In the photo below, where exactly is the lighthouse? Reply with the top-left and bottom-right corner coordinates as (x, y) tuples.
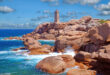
(54, 10), (60, 23)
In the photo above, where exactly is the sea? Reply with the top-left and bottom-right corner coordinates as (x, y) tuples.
(0, 29), (76, 75)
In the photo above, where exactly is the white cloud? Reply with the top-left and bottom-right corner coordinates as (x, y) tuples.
(63, 0), (80, 4)
(41, 0), (100, 6)
(41, 0), (58, 2)
(81, 0), (100, 5)
(0, 22), (38, 29)
(40, 0), (59, 6)
(95, 2), (110, 15)
(95, 2), (110, 11)
(63, 0), (100, 5)
(100, 11), (110, 15)
(0, 6), (14, 13)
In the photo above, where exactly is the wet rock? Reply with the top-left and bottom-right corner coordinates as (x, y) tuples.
(12, 47), (26, 51)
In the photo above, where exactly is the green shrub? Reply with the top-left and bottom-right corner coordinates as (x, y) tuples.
(99, 20), (107, 24)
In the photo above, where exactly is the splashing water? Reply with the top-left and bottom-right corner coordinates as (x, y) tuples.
(64, 46), (76, 57)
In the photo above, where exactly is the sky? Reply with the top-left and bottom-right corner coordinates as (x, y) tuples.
(0, 0), (110, 29)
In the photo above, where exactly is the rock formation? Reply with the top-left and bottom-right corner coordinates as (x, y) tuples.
(21, 10), (110, 75)
(67, 69), (96, 75)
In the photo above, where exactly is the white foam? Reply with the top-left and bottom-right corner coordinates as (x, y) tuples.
(0, 51), (13, 54)
(0, 49), (28, 55)
(38, 40), (55, 42)
(0, 46), (76, 64)
(63, 46), (76, 57)
(0, 73), (11, 75)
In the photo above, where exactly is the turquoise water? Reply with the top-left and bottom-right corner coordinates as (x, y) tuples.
(0, 29), (66, 75)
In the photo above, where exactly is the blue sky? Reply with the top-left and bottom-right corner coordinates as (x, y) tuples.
(0, 0), (110, 29)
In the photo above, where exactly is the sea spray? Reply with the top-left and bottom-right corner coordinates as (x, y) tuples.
(63, 46), (76, 57)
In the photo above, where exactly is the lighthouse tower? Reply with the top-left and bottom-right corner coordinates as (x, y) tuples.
(54, 10), (60, 23)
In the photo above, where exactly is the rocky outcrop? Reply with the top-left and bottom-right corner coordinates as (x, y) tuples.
(12, 47), (26, 51)
(74, 51), (92, 62)
(67, 69), (96, 75)
(36, 55), (75, 74)
(60, 55), (75, 68)
(90, 52), (110, 75)
(23, 37), (41, 50)
(22, 16), (110, 75)
(23, 16), (101, 40)
(4, 36), (22, 40)
(54, 31), (87, 52)
(36, 56), (66, 74)
(29, 48), (50, 55)
(87, 23), (110, 45)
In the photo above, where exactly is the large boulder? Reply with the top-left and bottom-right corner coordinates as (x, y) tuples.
(41, 33), (55, 40)
(36, 55), (76, 74)
(36, 56), (66, 74)
(67, 69), (96, 75)
(87, 23), (110, 45)
(29, 48), (50, 55)
(80, 43), (100, 53)
(60, 55), (75, 68)
(91, 52), (110, 75)
(80, 16), (92, 23)
(74, 51), (92, 62)
(54, 31), (87, 52)
(23, 37), (41, 50)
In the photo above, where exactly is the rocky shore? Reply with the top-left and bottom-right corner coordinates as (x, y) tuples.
(12, 15), (110, 75)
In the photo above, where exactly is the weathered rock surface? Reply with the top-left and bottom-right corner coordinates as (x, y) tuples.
(29, 48), (50, 55)
(36, 55), (76, 74)
(36, 56), (66, 74)
(87, 23), (110, 45)
(74, 51), (91, 62)
(60, 55), (75, 68)
(54, 31), (87, 52)
(23, 16), (101, 40)
(67, 69), (96, 75)
(23, 37), (41, 50)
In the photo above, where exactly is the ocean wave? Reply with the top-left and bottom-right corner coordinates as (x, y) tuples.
(0, 51), (12, 54)
(0, 50), (28, 54)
